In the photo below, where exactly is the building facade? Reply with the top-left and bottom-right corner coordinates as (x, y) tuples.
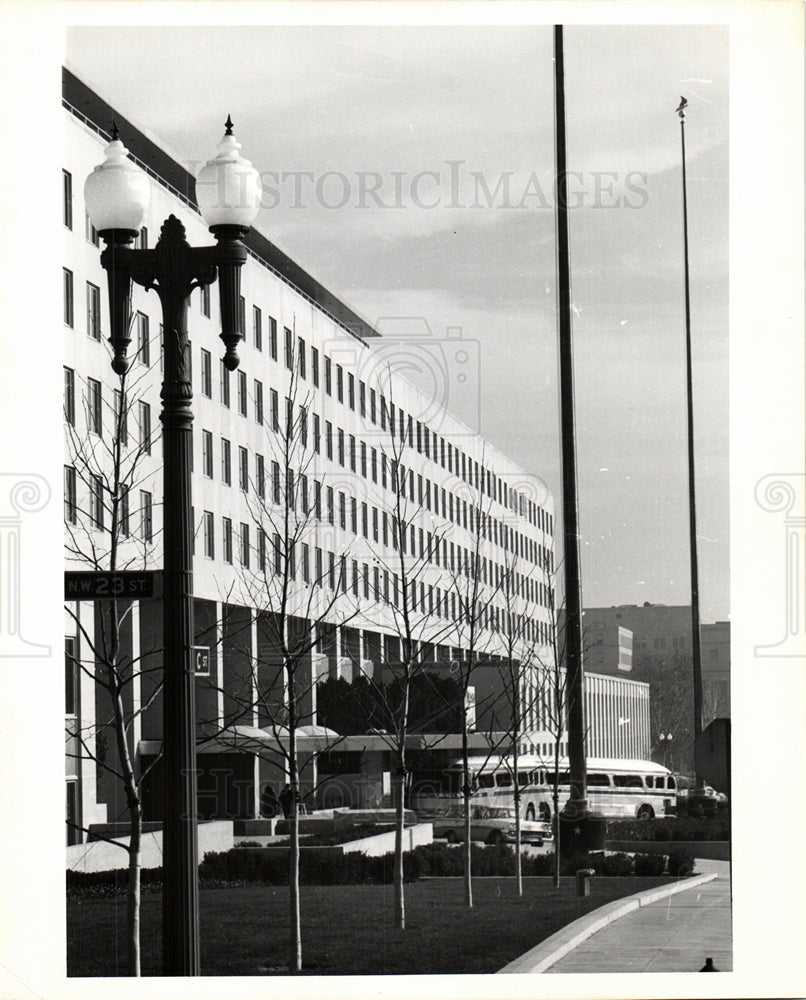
(63, 69), (649, 839)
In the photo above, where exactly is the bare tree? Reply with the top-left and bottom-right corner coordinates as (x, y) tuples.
(359, 392), (456, 930)
(443, 460), (500, 908)
(64, 352), (163, 976)
(200, 342), (362, 972)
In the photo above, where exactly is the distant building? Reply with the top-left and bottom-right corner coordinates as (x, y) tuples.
(701, 621), (731, 721)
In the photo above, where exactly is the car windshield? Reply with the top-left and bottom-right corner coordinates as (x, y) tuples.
(485, 807), (515, 819)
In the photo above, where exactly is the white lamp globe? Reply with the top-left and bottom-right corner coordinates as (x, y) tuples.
(84, 129), (151, 234)
(196, 117), (262, 230)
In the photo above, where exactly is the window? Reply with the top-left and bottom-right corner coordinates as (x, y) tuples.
(311, 347), (320, 386)
(136, 312), (150, 365)
(348, 373), (355, 410)
(336, 365), (344, 403)
(253, 305), (262, 350)
(238, 370), (248, 416)
(324, 356), (332, 395)
(200, 283), (211, 317)
(285, 327), (294, 369)
(202, 430), (213, 477)
(273, 533), (282, 574)
(63, 367), (75, 426)
(269, 316), (278, 359)
(351, 497), (358, 534)
(272, 461), (281, 503)
(140, 490), (153, 542)
(298, 338), (306, 379)
(122, 488), (131, 540)
(315, 547), (323, 586)
(270, 389), (279, 431)
(238, 296), (246, 339)
(87, 378), (102, 435)
(313, 413), (321, 453)
(65, 636), (78, 715)
(359, 381), (366, 417)
(138, 401), (151, 454)
(223, 517), (233, 563)
(63, 269), (74, 327)
(64, 466), (77, 524)
(201, 349), (212, 397)
(314, 480), (322, 520)
(85, 212), (99, 247)
(256, 453), (265, 498)
(239, 446), (248, 491)
(86, 282), (101, 341)
(337, 428), (345, 466)
(240, 523), (250, 567)
(299, 406), (308, 447)
(325, 421), (333, 460)
(302, 543), (310, 583)
(285, 396), (294, 435)
(338, 491), (346, 530)
(113, 389), (128, 444)
(327, 487), (334, 525)
(62, 170), (73, 229)
(300, 473), (309, 514)
(204, 511), (215, 558)
(328, 551), (336, 589)
(258, 529), (266, 571)
(220, 362), (230, 407)
(349, 434), (356, 472)
(221, 438), (231, 485)
(254, 379), (264, 424)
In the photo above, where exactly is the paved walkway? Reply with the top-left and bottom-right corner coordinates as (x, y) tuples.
(547, 859), (732, 974)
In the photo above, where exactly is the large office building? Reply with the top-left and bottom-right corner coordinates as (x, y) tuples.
(63, 69), (649, 841)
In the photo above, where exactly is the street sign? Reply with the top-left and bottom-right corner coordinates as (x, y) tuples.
(193, 646), (210, 676)
(64, 571), (161, 601)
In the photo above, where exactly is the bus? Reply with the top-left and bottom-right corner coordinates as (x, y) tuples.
(411, 755), (677, 823)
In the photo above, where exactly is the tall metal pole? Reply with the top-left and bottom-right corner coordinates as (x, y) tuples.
(553, 25), (588, 818)
(677, 97), (704, 744)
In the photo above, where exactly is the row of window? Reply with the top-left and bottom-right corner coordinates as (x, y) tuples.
(64, 368), (153, 453)
(64, 465), (153, 541)
(64, 247), (551, 543)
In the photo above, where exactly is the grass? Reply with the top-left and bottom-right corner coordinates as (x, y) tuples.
(67, 875), (677, 976)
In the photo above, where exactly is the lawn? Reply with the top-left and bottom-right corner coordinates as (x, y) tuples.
(67, 875), (677, 976)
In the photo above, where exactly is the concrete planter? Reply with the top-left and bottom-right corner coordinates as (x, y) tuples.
(241, 822), (433, 859)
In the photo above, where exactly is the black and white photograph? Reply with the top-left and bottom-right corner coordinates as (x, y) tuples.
(0, 3), (804, 999)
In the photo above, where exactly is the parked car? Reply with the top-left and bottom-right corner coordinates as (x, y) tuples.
(682, 784), (727, 817)
(433, 805), (550, 846)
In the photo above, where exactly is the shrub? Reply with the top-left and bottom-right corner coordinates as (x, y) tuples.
(633, 853), (667, 876)
(598, 852), (636, 876)
(667, 848), (695, 877)
(607, 816), (729, 843)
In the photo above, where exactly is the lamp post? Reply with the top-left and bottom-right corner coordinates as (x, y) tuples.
(658, 730), (674, 770)
(85, 121), (261, 975)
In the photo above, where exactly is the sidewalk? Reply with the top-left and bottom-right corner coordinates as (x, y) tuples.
(501, 859), (732, 974)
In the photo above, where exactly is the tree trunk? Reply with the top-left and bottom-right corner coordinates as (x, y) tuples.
(461, 719), (472, 908)
(552, 788), (561, 889)
(393, 768), (406, 930)
(289, 781), (301, 972)
(127, 799), (142, 976)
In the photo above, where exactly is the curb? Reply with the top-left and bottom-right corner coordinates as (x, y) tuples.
(496, 871), (718, 974)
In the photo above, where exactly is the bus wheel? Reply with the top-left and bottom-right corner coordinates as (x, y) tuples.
(525, 804), (536, 822)
(539, 803), (551, 823)
(445, 830), (459, 844)
(637, 805), (655, 820)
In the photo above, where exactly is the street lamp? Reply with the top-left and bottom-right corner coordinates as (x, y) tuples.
(85, 120), (261, 976)
(658, 731), (675, 770)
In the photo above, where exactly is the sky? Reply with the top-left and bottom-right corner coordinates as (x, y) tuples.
(66, 23), (730, 621)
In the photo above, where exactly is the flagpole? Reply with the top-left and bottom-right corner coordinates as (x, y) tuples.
(677, 97), (705, 754)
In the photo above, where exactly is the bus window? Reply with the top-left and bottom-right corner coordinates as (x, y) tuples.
(517, 772), (529, 786)
(557, 771), (571, 785)
(477, 773), (494, 789)
(495, 773), (512, 787)
(667, 776), (676, 790)
(613, 774), (644, 788)
(587, 772), (611, 787)
(654, 776), (665, 789)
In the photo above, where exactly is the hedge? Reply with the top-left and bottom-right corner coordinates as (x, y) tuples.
(607, 816), (730, 843)
(67, 844), (697, 898)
